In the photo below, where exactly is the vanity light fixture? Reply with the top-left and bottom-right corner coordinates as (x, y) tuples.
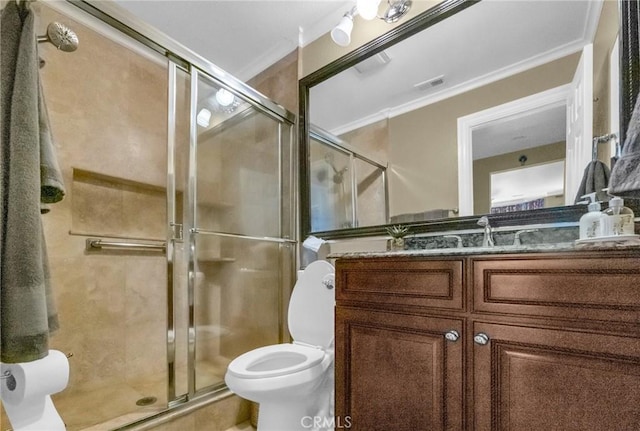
(356, 0), (381, 20)
(381, 0), (412, 23)
(331, 7), (356, 47)
(331, 0), (412, 46)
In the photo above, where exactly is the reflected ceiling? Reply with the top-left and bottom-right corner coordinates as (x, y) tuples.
(311, 0), (599, 135)
(472, 104), (567, 160)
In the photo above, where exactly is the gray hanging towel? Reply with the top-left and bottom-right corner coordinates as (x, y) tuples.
(39, 79), (65, 203)
(609, 92), (640, 198)
(574, 160), (610, 204)
(1, 0), (62, 363)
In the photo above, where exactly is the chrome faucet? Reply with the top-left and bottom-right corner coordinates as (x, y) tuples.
(513, 229), (539, 246)
(477, 216), (494, 247)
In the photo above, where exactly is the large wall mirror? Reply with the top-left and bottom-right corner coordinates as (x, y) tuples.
(300, 0), (640, 239)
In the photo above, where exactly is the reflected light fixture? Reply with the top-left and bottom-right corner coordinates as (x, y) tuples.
(331, 0), (412, 46)
(215, 88), (235, 107)
(196, 108), (211, 127)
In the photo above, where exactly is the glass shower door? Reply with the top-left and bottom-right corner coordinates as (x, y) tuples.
(309, 138), (355, 231)
(182, 69), (295, 397)
(309, 127), (389, 231)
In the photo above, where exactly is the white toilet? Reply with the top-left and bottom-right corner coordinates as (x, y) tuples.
(225, 260), (335, 431)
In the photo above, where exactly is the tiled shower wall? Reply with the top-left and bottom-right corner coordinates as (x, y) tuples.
(1, 4), (298, 431)
(12, 3), (171, 429)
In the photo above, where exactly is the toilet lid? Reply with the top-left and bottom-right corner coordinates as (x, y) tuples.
(288, 260), (335, 348)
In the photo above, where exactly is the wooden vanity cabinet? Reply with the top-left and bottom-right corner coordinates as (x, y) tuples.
(335, 306), (464, 430)
(335, 257), (466, 430)
(334, 251), (640, 431)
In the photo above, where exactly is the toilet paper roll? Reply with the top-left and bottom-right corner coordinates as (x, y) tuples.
(1, 350), (69, 405)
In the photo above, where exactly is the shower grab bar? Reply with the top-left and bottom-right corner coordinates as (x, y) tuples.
(190, 228), (297, 244)
(86, 238), (166, 252)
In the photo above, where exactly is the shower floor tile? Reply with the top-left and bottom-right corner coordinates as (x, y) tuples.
(225, 421), (255, 431)
(54, 373), (166, 431)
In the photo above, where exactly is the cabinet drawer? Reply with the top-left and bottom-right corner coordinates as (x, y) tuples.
(336, 258), (464, 310)
(472, 255), (640, 322)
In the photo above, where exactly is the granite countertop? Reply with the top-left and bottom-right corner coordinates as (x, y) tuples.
(329, 238), (640, 259)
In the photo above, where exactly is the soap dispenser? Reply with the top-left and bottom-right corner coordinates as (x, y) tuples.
(603, 196), (635, 236)
(579, 193), (605, 240)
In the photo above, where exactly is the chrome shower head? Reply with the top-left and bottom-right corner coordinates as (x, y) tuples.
(324, 153), (347, 184)
(44, 22), (79, 52)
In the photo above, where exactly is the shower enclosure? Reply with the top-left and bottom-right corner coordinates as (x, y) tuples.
(309, 126), (388, 232)
(0, 2), (295, 430)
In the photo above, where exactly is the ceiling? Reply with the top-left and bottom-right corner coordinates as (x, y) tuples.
(113, 0), (351, 80)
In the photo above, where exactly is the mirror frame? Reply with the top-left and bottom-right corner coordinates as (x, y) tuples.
(299, 0), (640, 239)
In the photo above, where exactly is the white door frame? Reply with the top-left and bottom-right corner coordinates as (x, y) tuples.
(609, 36), (620, 158)
(456, 84), (571, 216)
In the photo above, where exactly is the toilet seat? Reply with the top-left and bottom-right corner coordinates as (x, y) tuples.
(226, 343), (325, 379)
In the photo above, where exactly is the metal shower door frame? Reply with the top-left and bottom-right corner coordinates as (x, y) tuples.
(167, 61), (297, 404)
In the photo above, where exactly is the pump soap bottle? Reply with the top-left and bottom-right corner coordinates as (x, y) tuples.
(603, 196), (635, 236)
(579, 193), (605, 240)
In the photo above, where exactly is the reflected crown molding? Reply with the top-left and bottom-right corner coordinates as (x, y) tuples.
(329, 0), (603, 137)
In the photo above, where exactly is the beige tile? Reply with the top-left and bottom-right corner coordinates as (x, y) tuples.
(71, 176), (124, 236)
(121, 187), (166, 239)
(224, 421), (256, 431)
(124, 321), (167, 382)
(194, 395), (250, 431)
(248, 49), (298, 113)
(53, 381), (162, 431)
(1, 402), (9, 431)
(148, 413), (195, 431)
(124, 256), (166, 325)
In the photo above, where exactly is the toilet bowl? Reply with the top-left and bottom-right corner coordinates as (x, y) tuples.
(225, 260), (335, 431)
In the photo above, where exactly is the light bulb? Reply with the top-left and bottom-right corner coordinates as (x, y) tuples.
(356, 0), (381, 20)
(331, 15), (354, 47)
(196, 108), (211, 127)
(216, 88), (235, 107)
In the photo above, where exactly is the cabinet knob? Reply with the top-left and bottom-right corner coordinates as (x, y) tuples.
(445, 330), (460, 342)
(474, 332), (490, 345)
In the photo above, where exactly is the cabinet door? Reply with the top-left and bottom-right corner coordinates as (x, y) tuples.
(336, 306), (464, 431)
(473, 322), (640, 431)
